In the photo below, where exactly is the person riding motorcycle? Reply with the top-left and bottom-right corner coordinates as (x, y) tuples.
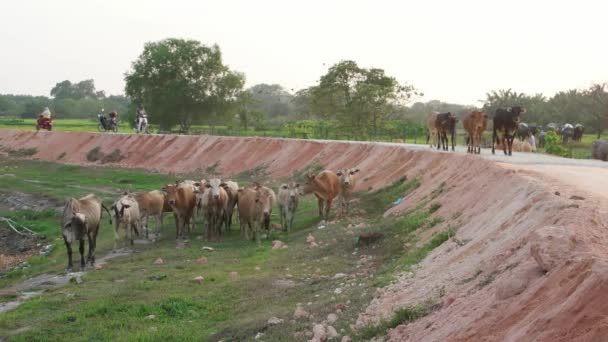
(109, 110), (118, 125)
(135, 105), (148, 133)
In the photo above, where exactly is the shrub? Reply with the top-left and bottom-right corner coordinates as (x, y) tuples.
(101, 149), (124, 163)
(544, 131), (569, 157)
(86, 146), (103, 162)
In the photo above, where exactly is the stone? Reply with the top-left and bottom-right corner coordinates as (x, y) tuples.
(196, 256), (208, 265)
(327, 313), (338, 324)
(193, 276), (204, 284)
(267, 317), (284, 325)
(153, 258), (163, 265)
(294, 305), (310, 320)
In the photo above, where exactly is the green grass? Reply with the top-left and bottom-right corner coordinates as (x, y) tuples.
(358, 300), (441, 340)
(361, 176), (420, 216)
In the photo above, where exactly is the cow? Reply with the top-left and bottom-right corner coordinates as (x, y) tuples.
(336, 168), (359, 215)
(134, 190), (165, 238)
(198, 178), (228, 241)
(300, 170), (341, 223)
(492, 106), (525, 156)
(592, 140), (608, 161)
(162, 183), (197, 239)
(111, 193), (141, 251)
(538, 131), (546, 148)
(426, 112), (439, 148)
(529, 123), (539, 136)
(463, 110), (487, 154)
(220, 180), (239, 232)
(435, 112), (457, 151)
(278, 182), (300, 233)
(546, 123), (558, 132)
(517, 122), (531, 140)
(61, 194), (110, 271)
(573, 124), (584, 142)
(237, 184), (276, 243)
(561, 124), (574, 143)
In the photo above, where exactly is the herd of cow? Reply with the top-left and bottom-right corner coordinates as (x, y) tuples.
(425, 106), (585, 155)
(59, 169), (360, 272)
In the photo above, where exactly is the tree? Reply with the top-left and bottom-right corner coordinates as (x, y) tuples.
(124, 38), (245, 132)
(247, 84), (294, 119)
(581, 83), (608, 138)
(50, 80), (74, 99)
(307, 60), (419, 139)
(50, 79), (98, 100)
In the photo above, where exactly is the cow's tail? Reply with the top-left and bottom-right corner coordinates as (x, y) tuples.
(102, 203), (112, 225)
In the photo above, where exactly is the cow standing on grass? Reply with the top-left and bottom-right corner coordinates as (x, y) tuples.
(198, 178), (228, 241)
(336, 168), (359, 216)
(492, 106), (525, 156)
(278, 182), (299, 233)
(237, 184), (276, 243)
(162, 182), (197, 239)
(221, 181), (239, 232)
(61, 194), (110, 271)
(111, 193), (141, 251)
(463, 110), (487, 154)
(300, 170), (341, 224)
(435, 112), (458, 151)
(134, 190), (166, 238)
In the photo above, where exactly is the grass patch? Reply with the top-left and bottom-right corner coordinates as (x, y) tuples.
(358, 300), (441, 340)
(361, 176), (420, 216)
(427, 216), (444, 229)
(397, 211), (430, 234)
(429, 202), (441, 213)
(205, 161), (220, 175)
(430, 182), (446, 199)
(7, 148), (38, 157)
(100, 149), (124, 164)
(401, 227), (455, 271)
(86, 146), (103, 162)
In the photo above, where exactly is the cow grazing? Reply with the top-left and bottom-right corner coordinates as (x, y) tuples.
(61, 194), (109, 271)
(336, 168), (359, 215)
(463, 110), (487, 154)
(278, 182), (300, 232)
(492, 106), (524, 156)
(111, 194), (141, 251)
(237, 184), (276, 243)
(134, 190), (165, 238)
(198, 178), (228, 240)
(561, 124), (574, 143)
(300, 170), (341, 223)
(573, 124), (584, 142)
(435, 112), (457, 151)
(162, 183), (197, 239)
(426, 112), (439, 148)
(220, 181), (239, 232)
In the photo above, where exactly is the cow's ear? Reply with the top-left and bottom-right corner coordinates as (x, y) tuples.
(205, 183), (212, 188)
(353, 169), (360, 174)
(122, 204), (130, 209)
(281, 184), (288, 189)
(220, 182), (227, 188)
(193, 182), (201, 187)
(123, 191), (128, 196)
(237, 188), (244, 193)
(295, 183), (300, 188)
(336, 171), (343, 176)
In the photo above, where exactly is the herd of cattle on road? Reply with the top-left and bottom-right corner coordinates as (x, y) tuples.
(59, 168), (359, 272)
(426, 106), (590, 156)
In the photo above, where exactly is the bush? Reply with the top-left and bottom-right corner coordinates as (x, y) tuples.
(101, 149), (124, 163)
(544, 131), (569, 157)
(86, 146), (103, 162)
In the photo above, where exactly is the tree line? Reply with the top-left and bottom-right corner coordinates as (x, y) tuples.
(1, 37), (606, 139)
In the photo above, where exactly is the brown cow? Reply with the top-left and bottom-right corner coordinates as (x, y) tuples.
(426, 112), (439, 148)
(336, 168), (359, 216)
(134, 190), (165, 238)
(198, 178), (228, 241)
(463, 110), (488, 154)
(237, 184), (276, 243)
(220, 180), (239, 232)
(61, 194), (110, 271)
(300, 170), (341, 223)
(162, 183), (197, 239)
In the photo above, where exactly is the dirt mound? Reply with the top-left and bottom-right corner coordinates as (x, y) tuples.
(2, 130), (608, 341)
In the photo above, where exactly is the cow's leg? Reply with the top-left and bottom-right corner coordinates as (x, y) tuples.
(436, 132), (441, 150)
(87, 231), (93, 264)
(492, 128), (497, 154)
(501, 133), (507, 155)
(508, 134), (513, 156)
(324, 199), (333, 222)
(316, 195), (324, 219)
(173, 213), (179, 239)
(451, 130), (455, 151)
(63, 236), (73, 272)
(79, 238), (86, 270)
(288, 209), (296, 232)
(90, 226), (98, 265)
(279, 206), (285, 232)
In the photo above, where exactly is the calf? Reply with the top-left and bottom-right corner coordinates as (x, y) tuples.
(162, 183), (197, 239)
(237, 184), (276, 243)
(198, 178), (228, 240)
(426, 112), (439, 148)
(134, 190), (165, 238)
(111, 194), (141, 251)
(492, 106), (524, 156)
(336, 168), (359, 216)
(435, 112), (457, 151)
(300, 170), (341, 223)
(61, 194), (109, 271)
(278, 182), (299, 233)
(221, 181), (239, 232)
(463, 110), (487, 154)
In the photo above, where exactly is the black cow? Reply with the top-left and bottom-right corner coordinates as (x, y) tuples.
(435, 112), (457, 151)
(517, 122), (530, 140)
(573, 124), (584, 142)
(492, 106), (524, 156)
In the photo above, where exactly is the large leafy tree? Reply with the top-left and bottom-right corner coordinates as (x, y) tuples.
(581, 83), (608, 138)
(307, 60), (419, 139)
(124, 38), (245, 132)
(247, 84), (294, 119)
(50, 79), (98, 100)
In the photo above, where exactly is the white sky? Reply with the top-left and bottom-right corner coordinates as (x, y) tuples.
(1, 0), (607, 105)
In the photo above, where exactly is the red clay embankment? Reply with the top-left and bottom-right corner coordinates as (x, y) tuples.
(2, 130), (608, 341)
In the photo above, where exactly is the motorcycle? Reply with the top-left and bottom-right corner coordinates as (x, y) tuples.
(36, 116), (53, 131)
(97, 112), (118, 132)
(135, 115), (149, 134)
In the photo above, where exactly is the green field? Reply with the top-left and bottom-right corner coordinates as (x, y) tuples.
(0, 157), (458, 341)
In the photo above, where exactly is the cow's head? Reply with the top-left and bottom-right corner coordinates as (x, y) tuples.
(336, 168), (359, 190)
(64, 212), (86, 230)
(206, 178), (224, 200)
(110, 199), (131, 221)
(280, 182), (300, 200)
(162, 185), (179, 207)
(300, 173), (317, 195)
(255, 187), (274, 220)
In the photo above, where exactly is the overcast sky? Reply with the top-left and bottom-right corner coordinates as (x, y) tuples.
(1, 0), (606, 105)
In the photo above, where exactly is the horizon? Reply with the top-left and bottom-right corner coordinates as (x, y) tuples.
(1, 0), (607, 106)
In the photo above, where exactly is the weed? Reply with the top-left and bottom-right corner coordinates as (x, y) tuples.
(86, 146), (103, 162)
(451, 211), (463, 220)
(56, 152), (66, 160)
(427, 216), (444, 229)
(478, 272), (497, 289)
(8, 148), (38, 157)
(358, 300), (441, 340)
(430, 182), (446, 199)
(401, 227), (454, 270)
(459, 269), (482, 284)
(361, 176), (420, 216)
(101, 149), (124, 164)
(205, 161), (220, 175)
(429, 203), (441, 213)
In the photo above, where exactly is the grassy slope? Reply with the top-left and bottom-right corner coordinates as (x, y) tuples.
(0, 158), (456, 341)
